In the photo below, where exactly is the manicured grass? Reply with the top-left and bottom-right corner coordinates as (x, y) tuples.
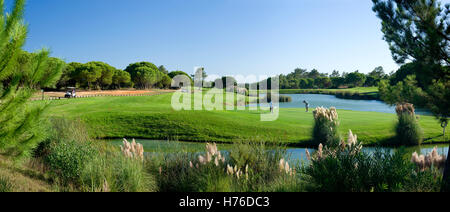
(43, 92), (446, 146)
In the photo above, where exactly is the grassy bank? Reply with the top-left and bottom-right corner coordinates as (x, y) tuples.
(43, 93), (446, 146)
(0, 155), (55, 192)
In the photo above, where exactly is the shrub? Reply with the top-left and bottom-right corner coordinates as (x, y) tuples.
(44, 139), (98, 186)
(0, 175), (14, 192)
(303, 131), (441, 192)
(35, 118), (90, 158)
(312, 107), (341, 146)
(395, 103), (423, 145)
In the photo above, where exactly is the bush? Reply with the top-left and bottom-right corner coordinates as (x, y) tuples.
(312, 107), (341, 146)
(395, 104), (423, 146)
(302, 142), (441, 192)
(45, 139), (98, 186)
(0, 175), (14, 192)
(35, 118), (90, 158)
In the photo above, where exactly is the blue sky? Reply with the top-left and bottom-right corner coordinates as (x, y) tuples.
(19, 0), (401, 76)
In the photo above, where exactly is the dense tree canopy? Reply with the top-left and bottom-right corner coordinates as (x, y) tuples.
(16, 50), (65, 89)
(124, 62), (171, 89)
(55, 61), (176, 90)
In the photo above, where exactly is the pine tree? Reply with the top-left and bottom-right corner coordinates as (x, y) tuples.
(0, 0), (63, 159)
(372, 0), (450, 191)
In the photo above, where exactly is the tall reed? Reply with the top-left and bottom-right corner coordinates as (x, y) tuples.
(312, 107), (341, 147)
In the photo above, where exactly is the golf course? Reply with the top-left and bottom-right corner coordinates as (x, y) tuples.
(44, 90), (445, 146)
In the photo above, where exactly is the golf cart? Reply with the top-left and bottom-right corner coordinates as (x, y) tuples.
(64, 87), (77, 98)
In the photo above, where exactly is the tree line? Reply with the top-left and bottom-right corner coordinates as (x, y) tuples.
(50, 61), (191, 90)
(278, 66), (389, 89)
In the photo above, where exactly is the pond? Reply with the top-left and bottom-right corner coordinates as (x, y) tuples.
(250, 94), (431, 115)
(107, 139), (448, 162)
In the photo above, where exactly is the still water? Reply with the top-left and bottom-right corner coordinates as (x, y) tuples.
(250, 94), (431, 115)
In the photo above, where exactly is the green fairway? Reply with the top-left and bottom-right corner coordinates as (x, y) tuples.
(43, 92), (446, 146)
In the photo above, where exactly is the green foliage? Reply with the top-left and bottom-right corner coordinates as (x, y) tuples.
(60, 61), (132, 90)
(379, 75), (428, 107)
(228, 142), (298, 192)
(44, 139), (98, 185)
(168, 71), (191, 79)
(345, 71), (367, 88)
(16, 50), (65, 89)
(395, 113), (423, 146)
(312, 120), (340, 147)
(279, 68), (376, 89)
(0, 0), (62, 159)
(39, 118), (96, 185)
(303, 147), (441, 192)
(57, 62), (82, 89)
(81, 152), (154, 192)
(372, 0), (449, 65)
(373, 2), (449, 186)
(111, 69), (131, 89)
(125, 62), (171, 89)
(40, 118), (153, 192)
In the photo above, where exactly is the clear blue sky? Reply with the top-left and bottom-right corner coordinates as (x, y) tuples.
(19, 0), (401, 76)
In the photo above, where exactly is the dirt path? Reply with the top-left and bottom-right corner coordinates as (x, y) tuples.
(32, 89), (174, 100)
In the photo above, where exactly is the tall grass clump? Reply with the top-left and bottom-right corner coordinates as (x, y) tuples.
(312, 107), (341, 147)
(411, 147), (447, 172)
(0, 175), (15, 192)
(148, 142), (302, 192)
(81, 149), (153, 192)
(302, 130), (441, 192)
(395, 103), (423, 146)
